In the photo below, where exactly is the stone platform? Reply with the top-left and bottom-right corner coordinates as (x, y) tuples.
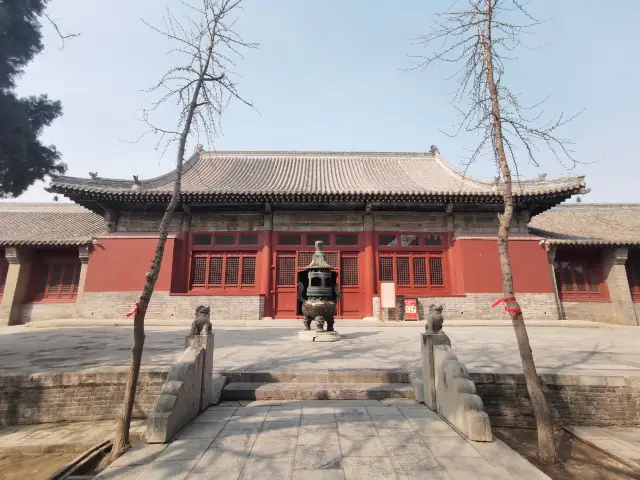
(297, 330), (340, 342)
(97, 401), (550, 479)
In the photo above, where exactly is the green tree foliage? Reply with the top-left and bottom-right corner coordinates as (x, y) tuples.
(0, 0), (66, 198)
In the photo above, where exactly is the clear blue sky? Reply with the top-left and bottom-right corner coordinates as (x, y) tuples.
(11, 0), (640, 203)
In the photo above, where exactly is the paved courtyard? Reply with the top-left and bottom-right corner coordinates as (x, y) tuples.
(0, 323), (639, 376)
(97, 401), (550, 480)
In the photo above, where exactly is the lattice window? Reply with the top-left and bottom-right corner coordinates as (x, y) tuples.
(277, 257), (296, 285)
(379, 257), (394, 282)
(190, 253), (255, 290)
(214, 233), (236, 246)
(278, 234), (302, 246)
(554, 260), (602, 300)
(307, 234), (330, 246)
(340, 257), (358, 286)
(208, 257), (223, 285)
(242, 257), (256, 285)
(401, 235), (420, 247)
(298, 252), (314, 268)
(413, 257), (427, 286)
(397, 257), (411, 285)
(239, 233), (259, 245)
(378, 253), (445, 291)
(192, 233), (212, 246)
(32, 258), (80, 300)
(378, 234), (398, 246)
(0, 255), (7, 296)
(335, 234), (359, 246)
(429, 257), (444, 286)
(425, 235), (443, 247)
(325, 252), (339, 269)
(627, 252), (640, 302)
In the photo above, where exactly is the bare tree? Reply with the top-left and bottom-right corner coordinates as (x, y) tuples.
(110, 0), (256, 461)
(411, 0), (580, 464)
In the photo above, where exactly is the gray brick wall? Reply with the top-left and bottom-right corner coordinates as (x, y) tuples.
(561, 301), (614, 323)
(0, 369), (167, 425)
(20, 293), (264, 323)
(471, 372), (640, 427)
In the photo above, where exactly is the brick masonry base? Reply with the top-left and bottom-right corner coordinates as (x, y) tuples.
(0, 369), (167, 426)
(19, 292), (265, 323)
(471, 372), (640, 428)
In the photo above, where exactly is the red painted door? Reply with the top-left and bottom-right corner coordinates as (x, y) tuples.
(339, 253), (361, 318)
(275, 253), (297, 318)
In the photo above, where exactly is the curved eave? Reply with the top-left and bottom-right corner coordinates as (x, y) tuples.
(0, 238), (93, 247)
(48, 186), (584, 205)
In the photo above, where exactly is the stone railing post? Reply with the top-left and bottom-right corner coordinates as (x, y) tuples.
(421, 331), (451, 410)
(185, 333), (214, 411)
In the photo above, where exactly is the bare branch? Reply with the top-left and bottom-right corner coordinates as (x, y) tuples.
(42, 11), (81, 50)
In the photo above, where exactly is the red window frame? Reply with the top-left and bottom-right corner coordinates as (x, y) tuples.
(377, 252), (446, 294)
(626, 251), (640, 303)
(553, 259), (605, 301)
(30, 256), (81, 302)
(0, 254), (8, 297)
(189, 252), (257, 292)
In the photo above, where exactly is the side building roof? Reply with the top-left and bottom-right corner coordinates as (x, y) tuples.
(529, 204), (640, 246)
(47, 150), (587, 212)
(0, 203), (106, 247)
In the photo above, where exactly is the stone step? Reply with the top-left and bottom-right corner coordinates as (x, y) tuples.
(220, 370), (410, 384)
(221, 382), (416, 401)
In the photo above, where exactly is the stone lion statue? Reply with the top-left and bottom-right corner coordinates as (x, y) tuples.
(426, 304), (444, 334)
(190, 305), (212, 336)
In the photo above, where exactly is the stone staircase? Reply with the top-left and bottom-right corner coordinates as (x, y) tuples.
(220, 369), (416, 401)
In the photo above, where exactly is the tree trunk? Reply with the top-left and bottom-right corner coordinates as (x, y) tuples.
(109, 37), (215, 462)
(480, 1), (558, 464)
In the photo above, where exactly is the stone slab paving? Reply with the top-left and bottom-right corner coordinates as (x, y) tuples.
(0, 324), (639, 376)
(97, 400), (550, 480)
(0, 419), (146, 454)
(565, 425), (640, 471)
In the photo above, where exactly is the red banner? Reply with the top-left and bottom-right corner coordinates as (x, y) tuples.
(403, 298), (418, 321)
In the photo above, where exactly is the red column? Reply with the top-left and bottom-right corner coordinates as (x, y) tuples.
(362, 230), (375, 318)
(260, 231), (272, 317)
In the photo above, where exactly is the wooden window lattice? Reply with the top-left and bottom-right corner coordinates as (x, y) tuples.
(413, 257), (427, 286)
(193, 233), (212, 246)
(239, 233), (259, 245)
(425, 235), (443, 246)
(396, 257), (411, 285)
(191, 253), (255, 290)
(401, 235), (420, 247)
(335, 234), (359, 246)
(378, 234), (398, 247)
(554, 260), (601, 299)
(242, 257), (256, 285)
(307, 234), (330, 246)
(33, 259), (80, 300)
(379, 257), (394, 282)
(278, 234), (302, 246)
(277, 257), (296, 286)
(208, 257), (223, 285)
(429, 257), (444, 286)
(214, 233), (236, 246)
(340, 257), (359, 286)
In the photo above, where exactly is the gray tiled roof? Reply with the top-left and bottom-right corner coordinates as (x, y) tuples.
(48, 151), (587, 201)
(529, 204), (640, 246)
(0, 203), (106, 247)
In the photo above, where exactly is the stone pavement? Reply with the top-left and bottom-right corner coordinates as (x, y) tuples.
(0, 324), (639, 376)
(0, 419), (146, 454)
(565, 425), (640, 472)
(97, 400), (550, 480)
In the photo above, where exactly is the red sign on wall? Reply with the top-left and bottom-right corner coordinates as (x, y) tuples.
(403, 298), (418, 321)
